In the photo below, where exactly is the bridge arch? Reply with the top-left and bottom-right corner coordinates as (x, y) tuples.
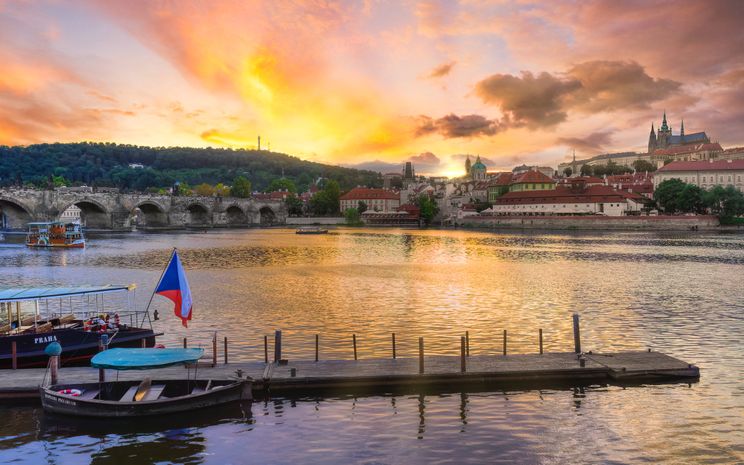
(0, 197), (34, 229)
(186, 202), (211, 226)
(59, 199), (111, 229)
(133, 201), (168, 228)
(259, 205), (276, 225)
(225, 204), (248, 225)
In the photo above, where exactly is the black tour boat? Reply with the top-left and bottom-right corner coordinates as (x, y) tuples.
(0, 285), (160, 369)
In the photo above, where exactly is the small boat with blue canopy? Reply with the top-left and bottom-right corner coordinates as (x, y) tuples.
(40, 348), (252, 417)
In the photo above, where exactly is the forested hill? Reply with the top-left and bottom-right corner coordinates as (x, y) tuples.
(0, 142), (382, 192)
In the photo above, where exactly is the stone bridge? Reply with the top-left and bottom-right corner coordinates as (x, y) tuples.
(0, 189), (287, 230)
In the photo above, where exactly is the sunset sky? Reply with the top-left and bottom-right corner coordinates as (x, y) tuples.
(1, 0), (743, 176)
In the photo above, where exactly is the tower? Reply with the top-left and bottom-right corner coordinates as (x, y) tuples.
(657, 111), (672, 149)
(647, 123), (656, 153)
(257, 135), (261, 151)
(465, 156), (472, 176)
(470, 156), (487, 182)
(680, 119), (685, 138)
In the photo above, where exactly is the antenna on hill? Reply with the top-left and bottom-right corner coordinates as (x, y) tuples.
(257, 135), (261, 151)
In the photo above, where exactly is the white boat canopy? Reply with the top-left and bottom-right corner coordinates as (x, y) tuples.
(0, 285), (135, 303)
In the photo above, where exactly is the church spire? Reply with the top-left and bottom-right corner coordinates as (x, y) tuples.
(680, 119), (685, 137)
(660, 111), (669, 132)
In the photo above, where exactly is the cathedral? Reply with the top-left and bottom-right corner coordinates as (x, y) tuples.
(464, 155), (487, 181)
(648, 112), (710, 153)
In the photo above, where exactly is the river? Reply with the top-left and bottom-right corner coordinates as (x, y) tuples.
(0, 228), (742, 464)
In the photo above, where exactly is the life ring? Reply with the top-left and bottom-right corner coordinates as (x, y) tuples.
(58, 388), (82, 397)
(37, 237), (49, 246)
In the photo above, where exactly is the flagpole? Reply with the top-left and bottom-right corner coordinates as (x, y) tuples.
(144, 248), (177, 320)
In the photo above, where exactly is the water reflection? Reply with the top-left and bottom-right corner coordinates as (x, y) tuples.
(0, 228), (743, 464)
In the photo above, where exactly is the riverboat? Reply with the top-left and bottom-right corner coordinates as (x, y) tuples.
(26, 221), (85, 248)
(40, 348), (252, 417)
(0, 285), (160, 369)
(296, 226), (328, 234)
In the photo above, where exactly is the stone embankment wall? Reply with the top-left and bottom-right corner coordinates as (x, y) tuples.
(284, 217), (345, 225)
(459, 215), (720, 231)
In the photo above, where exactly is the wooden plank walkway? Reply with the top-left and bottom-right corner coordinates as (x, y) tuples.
(0, 351), (699, 400)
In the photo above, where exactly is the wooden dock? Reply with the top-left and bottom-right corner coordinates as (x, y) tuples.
(0, 351), (699, 400)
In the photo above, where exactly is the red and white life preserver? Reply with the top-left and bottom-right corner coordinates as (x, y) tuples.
(58, 388), (82, 397)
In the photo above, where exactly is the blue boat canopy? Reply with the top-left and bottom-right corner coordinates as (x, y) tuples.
(91, 348), (204, 370)
(0, 285), (134, 303)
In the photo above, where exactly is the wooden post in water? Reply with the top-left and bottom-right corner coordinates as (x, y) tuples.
(460, 336), (466, 373)
(264, 335), (268, 363)
(353, 334), (358, 361)
(572, 313), (581, 353)
(212, 333), (217, 366)
(466, 331), (470, 357)
(183, 337), (187, 348)
(274, 330), (282, 362)
(141, 338), (147, 348)
(50, 356), (59, 385)
(224, 337), (228, 364)
(418, 337), (424, 374)
(315, 334), (319, 362)
(503, 330), (507, 356)
(539, 329), (543, 355)
(11, 341), (17, 370)
(392, 333), (396, 359)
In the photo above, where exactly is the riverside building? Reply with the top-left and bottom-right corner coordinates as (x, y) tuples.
(653, 159), (744, 191)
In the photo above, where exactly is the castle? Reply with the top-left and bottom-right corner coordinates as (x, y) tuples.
(647, 112), (710, 153)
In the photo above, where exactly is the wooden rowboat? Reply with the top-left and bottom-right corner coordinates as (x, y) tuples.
(40, 378), (252, 417)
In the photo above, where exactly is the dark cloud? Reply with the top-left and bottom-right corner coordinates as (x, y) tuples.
(474, 61), (682, 128)
(427, 61), (455, 79)
(409, 151), (440, 165)
(556, 131), (613, 155)
(415, 113), (501, 138)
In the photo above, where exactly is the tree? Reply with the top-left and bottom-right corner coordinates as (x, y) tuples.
(632, 159), (656, 173)
(214, 183), (230, 197)
(357, 200), (367, 214)
(703, 185), (744, 218)
(678, 184), (705, 214)
(474, 200), (492, 213)
(563, 167), (572, 177)
(308, 180), (341, 215)
(285, 193), (304, 216)
(416, 194), (439, 225)
(194, 183), (215, 197)
(230, 176), (252, 198)
(344, 208), (362, 226)
(267, 178), (297, 193)
(654, 179), (686, 213)
(580, 164), (593, 176)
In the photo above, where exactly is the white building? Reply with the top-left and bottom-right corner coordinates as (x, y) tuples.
(340, 187), (400, 212)
(59, 205), (81, 223)
(654, 159), (744, 191)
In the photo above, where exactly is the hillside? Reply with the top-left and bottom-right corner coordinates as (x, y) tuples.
(0, 142), (382, 192)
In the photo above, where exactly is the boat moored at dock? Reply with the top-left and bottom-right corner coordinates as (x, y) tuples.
(296, 226), (328, 234)
(0, 285), (160, 369)
(40, 348), (252, 417)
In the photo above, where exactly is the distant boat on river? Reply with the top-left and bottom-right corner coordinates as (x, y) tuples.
(25, 221), (85, 248)
(296, 226), (328, 234)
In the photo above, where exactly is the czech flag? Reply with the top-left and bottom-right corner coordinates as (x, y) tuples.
(155, 249), (193, 327)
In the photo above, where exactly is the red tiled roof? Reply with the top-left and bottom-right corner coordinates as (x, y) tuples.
(723, 147), (744, 153)
(488, 172), (514, 187)
(558, 176), (604, 184)
(495, 185), (642, 205)
(657, 159), (744, 172)
(340, 187), (399, 201)
(512, 169), (554, 184)
(653, 143), (723, 156)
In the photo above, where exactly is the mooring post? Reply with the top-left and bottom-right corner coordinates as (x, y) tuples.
(460, 336), (466, 373)
(141, 338), (146, 348)
(264, 335), (268, 363)
(503, 330), (507, 356)
(353, 334), (358, 360)
(315, 334), (319, 362)
(466, 330), (470, 357)
(224, 336), (228, 364)
(274, 330), (282, 362)
(392, 332), (396, 359)
(212, 333), (217, 366)
(573, 313), (581, 353)
(418, 337), (424, 374)
(11, 341), (17, 370)
(99, 334), (109, 382)
(183, 337), (187, 349)
(539, 328), (543, 355)
(50, 356), (59, 385)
